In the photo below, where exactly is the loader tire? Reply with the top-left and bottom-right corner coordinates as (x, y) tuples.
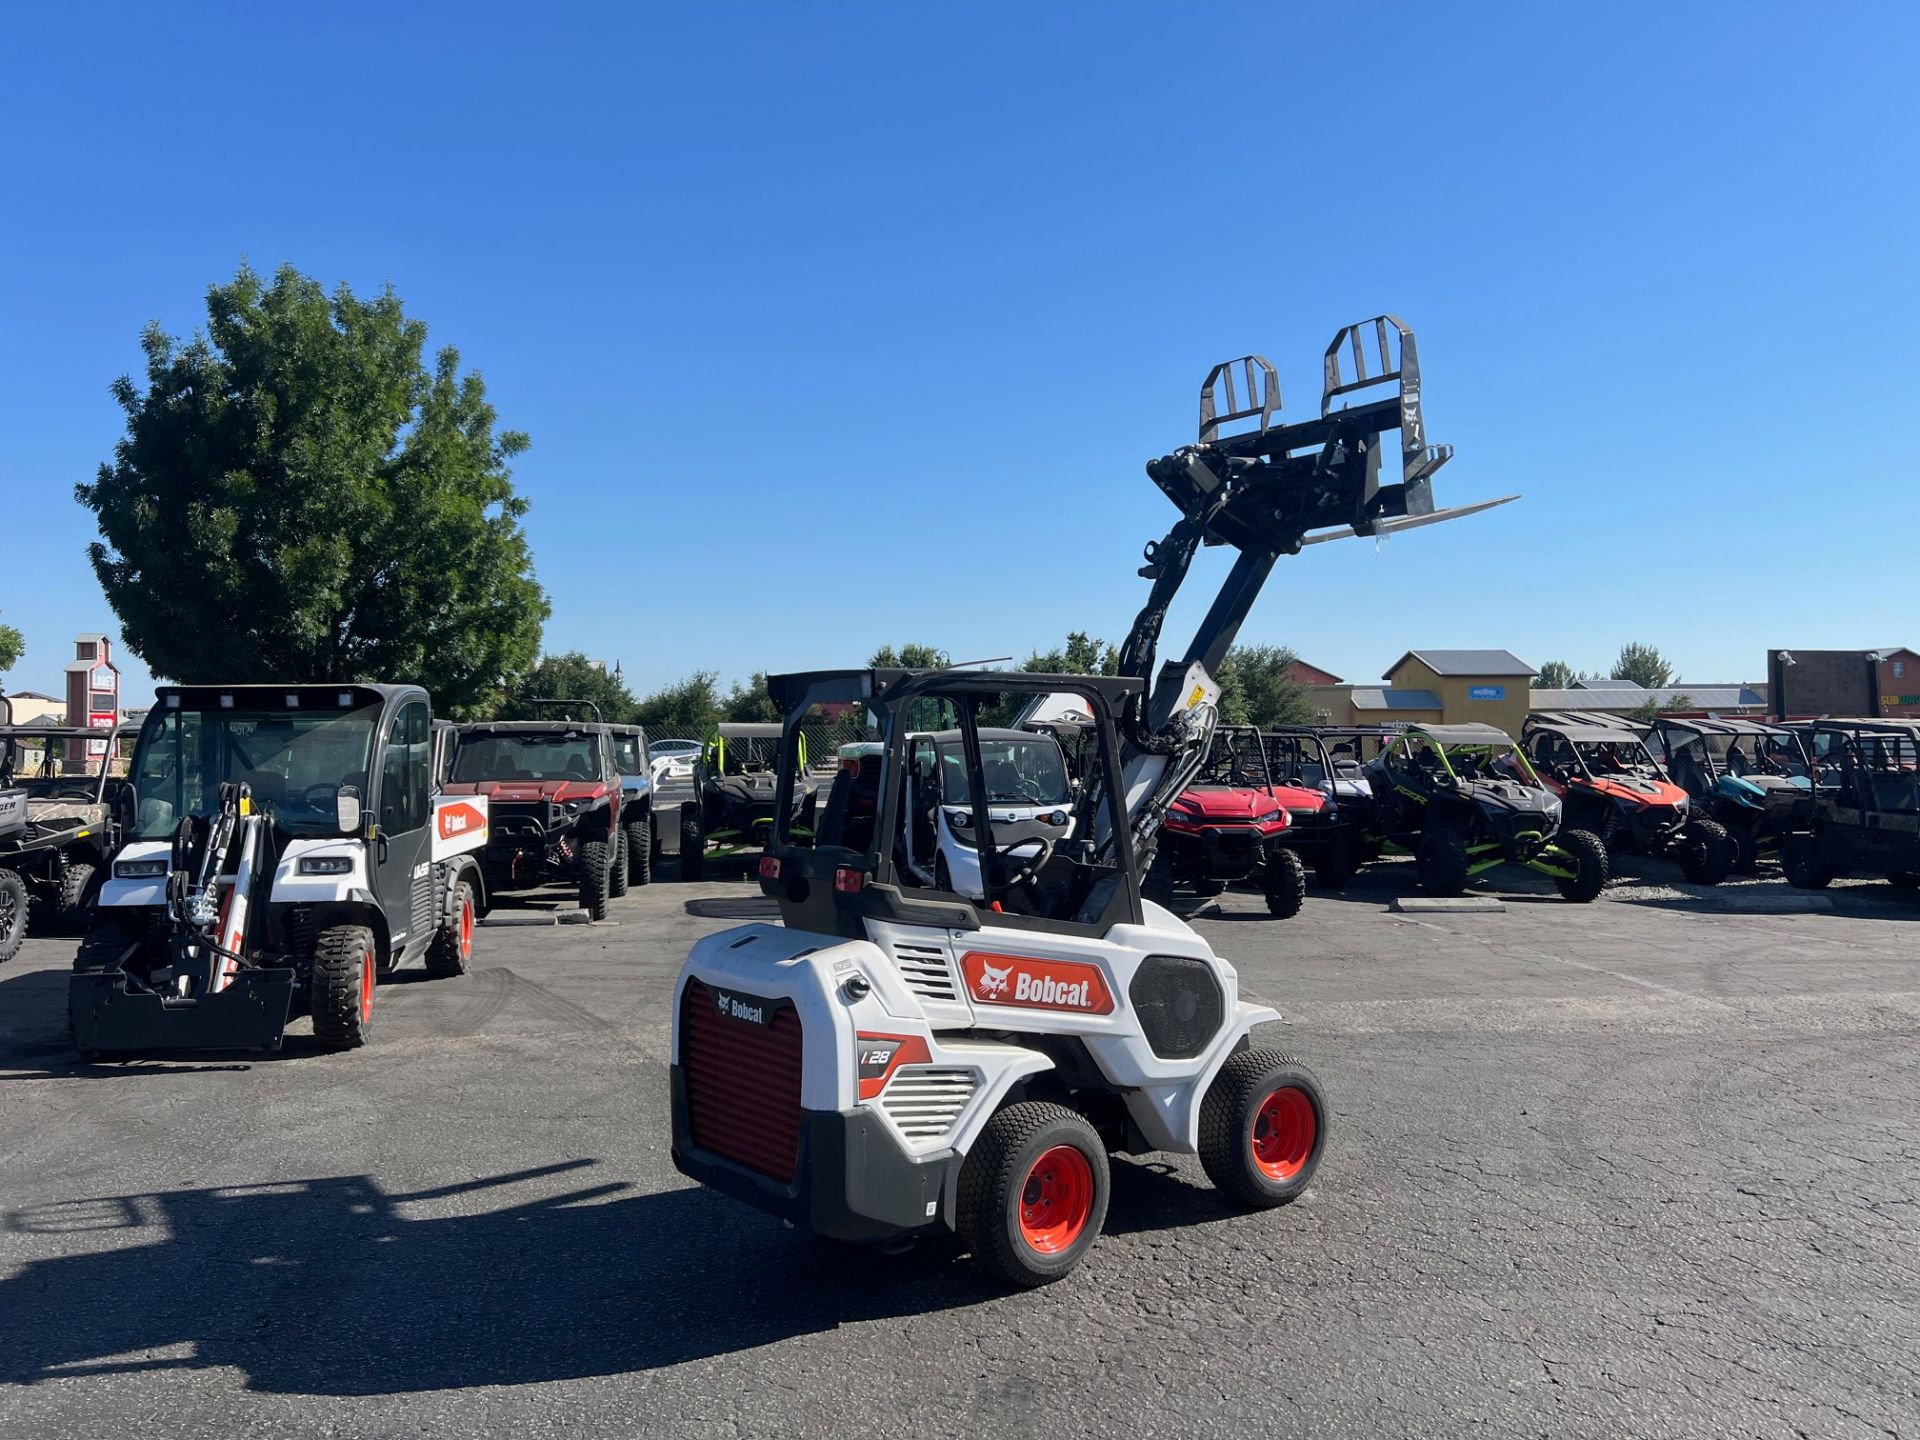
(579, 839), (612, 920)
(1199, 1048), (1328, 1208)
(425, 880), (476, 978)
(1553, 829), (1610, 902)
(680, 805), (705, 881)
(1677, 818), (1735, 886)
(0, 870), (26, 964)
(1416, 829), (1470, 897)
(626, 813), (653, 886)
(957, 1101), (1109, 1289)
(311, 924), (377, 1050)
(608, 828), (630, 898)
(1263, 848), (1307, 919)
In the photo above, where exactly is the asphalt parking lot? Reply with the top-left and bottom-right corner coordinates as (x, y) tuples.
(2, 860), (1916, 1439)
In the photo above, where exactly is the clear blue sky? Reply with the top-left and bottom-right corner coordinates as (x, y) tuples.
(3, 2), (1915, 706)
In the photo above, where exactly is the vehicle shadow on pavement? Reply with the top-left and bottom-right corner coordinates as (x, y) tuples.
(0, 1160), (1004, 1394)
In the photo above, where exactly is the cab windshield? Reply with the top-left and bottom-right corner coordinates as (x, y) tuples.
(132, 705), (381, 838)
(613, 735), (643, 774)
(452, 731), (604, 783)
(938, 737), (1070, 807)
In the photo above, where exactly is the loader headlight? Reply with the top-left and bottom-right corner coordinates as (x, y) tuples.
(115, 859), (168, 879)
(298, 856), (354, 875)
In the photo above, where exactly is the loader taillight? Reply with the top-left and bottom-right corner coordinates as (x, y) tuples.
(681, 980), (803, 1183)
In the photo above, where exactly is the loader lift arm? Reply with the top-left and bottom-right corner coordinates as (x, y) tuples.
(1101, 316), (1515, 864)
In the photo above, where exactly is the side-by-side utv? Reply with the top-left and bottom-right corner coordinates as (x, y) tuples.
(1261, 725), (1392, 887)
(1522, 713), (1734, 884)
(1363, 724), (1609, 900)
(1648, 716), (1815, 872)
(1781, 719), (1920, 890)
(679, 723), (816, 880)
(0, 722), (124, 962)
(1154, 724), (1308, 917)
(71, 684), (487, 1056)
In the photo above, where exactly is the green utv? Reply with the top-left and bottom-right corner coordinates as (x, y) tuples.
(1362, 723), (1609, 901)
(678, 723), (817, 880)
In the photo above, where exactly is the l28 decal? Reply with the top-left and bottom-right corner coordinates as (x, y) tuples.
(959, 951), (1115, 1015)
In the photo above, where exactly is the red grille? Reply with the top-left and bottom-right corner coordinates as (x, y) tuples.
(681, 980), (804, 1183)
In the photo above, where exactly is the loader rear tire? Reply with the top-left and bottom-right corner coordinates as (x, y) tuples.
(311, 924), (376, 1050)
(425, 880), (476, 978)
(608, 829), (630, 898)
(1199, 1048), (1328, 1208)
(579, 839), (612, 920)
(1264, 848), (1307, 918)
(957, 1101), (1109, 1289)
(680, 805), (705, 881)
(627, 813), (653, 886)
(0, 870), (26, 964)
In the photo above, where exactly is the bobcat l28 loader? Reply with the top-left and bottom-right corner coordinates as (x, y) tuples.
(670, 317), (1515, 1285)
(70, 684), (488, 1056)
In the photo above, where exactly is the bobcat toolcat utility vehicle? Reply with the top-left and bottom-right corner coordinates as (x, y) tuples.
(670, 317), (1513, 1285)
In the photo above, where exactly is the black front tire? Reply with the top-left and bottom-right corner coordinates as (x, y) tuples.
(1263, 848), (1307, 918)
(1677, 818), (1735, 886)
(1782, 835), (1832, 890)
(55, 862), (99, 933)
(1729, 826), (1761, 875)
(1313, 834), (1355, 889)
(579, 838), (612, 919)
(626, 813), (653, 886)
(425, 880), (476, 978)
(311, 924), (377, 1049)
(0, 870), (26, 964)
(1552, 828), (1610, 902)
(608, 828), (630, 898)
(957, 1101), (1110, 1289)
(1198, 1048), (1328, 1208)
(1416, 829), (1470, 896)
(679, 805), (705, 881)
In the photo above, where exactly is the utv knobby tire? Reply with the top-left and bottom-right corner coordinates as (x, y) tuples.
(1553, 829), (1610, 903)
(1313, 834), (1356, 889)
(311, 924), (377, 1050)
(1416, 830), (1470, 897)
(424, 880), (476, 979)
(626, 813), (653, 886)
(608, 828), (630, 898)
(1729, 826), (1761, 875)
(1198, 1048), (1328, 1208)
(1264, 848), (1307, 919)
(1677, 818), (1735, 886)
(579, 839), (612, 920)
(0, 870), (30, 963)
(679, 805), (705, 881)
(55, 862), (99, 933)
(957, 1101), (1109, 1289)
(1782, 835), (1832, 890)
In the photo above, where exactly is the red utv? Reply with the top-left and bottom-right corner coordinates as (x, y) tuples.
(1153, 725), (1308, 917)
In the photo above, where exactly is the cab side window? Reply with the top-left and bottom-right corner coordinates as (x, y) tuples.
(380, 702), (431, 834)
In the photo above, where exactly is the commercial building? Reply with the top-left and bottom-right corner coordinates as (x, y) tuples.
(1307, 649), (1536, 735)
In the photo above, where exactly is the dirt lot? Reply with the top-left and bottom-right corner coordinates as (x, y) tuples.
(1, 860), (1915, 1438)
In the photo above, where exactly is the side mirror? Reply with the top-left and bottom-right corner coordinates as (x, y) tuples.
(337, 785), (362, 834)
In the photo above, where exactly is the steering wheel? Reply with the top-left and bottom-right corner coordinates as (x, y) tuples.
(989, 835), (1056, 894)
(301, 783), (339, 810)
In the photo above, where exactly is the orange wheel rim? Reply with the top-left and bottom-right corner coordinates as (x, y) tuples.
(1018, 1145), (1094, 1253)
(459, 898), (474, 958)
(360, 946), (375, 1022)
(1251, 1087), (1315, 1182)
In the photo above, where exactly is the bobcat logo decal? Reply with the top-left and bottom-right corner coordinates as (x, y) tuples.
(959, 951), (1116, 1015)
(976, 962), (1013, 999)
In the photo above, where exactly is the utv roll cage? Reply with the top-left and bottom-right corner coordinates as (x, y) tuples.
(1382, 723), (1541, 786)
(1649, 715), (1812, 786)
(759, 668), (1144, 942)
(1521, 715), (1666, 781)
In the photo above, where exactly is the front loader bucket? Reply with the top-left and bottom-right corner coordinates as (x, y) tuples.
(68, 969), (296, 1056)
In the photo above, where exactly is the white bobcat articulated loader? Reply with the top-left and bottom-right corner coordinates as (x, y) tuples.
(70, 684), (488, 1057)
(670, 318), (1514, 1284)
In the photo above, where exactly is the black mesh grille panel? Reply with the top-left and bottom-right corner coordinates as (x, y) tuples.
(1128, 954), (1226, 1060)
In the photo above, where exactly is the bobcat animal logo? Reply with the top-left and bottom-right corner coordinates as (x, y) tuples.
(976, 962), (1012, 999)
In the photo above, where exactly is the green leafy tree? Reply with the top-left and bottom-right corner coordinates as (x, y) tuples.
(0, 613), (22, 677)
(503, 652), (635, 722)
(868, 643), (947, 669)
(1224, 643), (1313, 726)
(634, 671), (723, 737)
(724, 671), (780, 723)
(1021, 631), (1119, 676)
(77, 263), (548, 718)
(1534, 659), (1578, 690)
(1611, 643), (1675, 691)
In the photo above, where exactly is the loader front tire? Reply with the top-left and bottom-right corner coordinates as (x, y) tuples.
(957, 1101), (1109, 1288)
(311, 924), (377, 1050)
(425, 880), (476, 978)
(1199, 1048), (1328, 1208)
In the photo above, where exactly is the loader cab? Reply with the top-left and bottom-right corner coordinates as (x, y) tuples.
(757, 668), (1144, 942)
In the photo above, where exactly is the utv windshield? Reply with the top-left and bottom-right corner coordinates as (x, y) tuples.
(938, 737), (1070, 807)
(612, 735), (643, 774)
(132, 705), (381, 839)
(1196, 730), (1273, 789)
(452, 731), (604, 783)
(1571, 739), (1661, 776)
(1690, 733), (1810, 780)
